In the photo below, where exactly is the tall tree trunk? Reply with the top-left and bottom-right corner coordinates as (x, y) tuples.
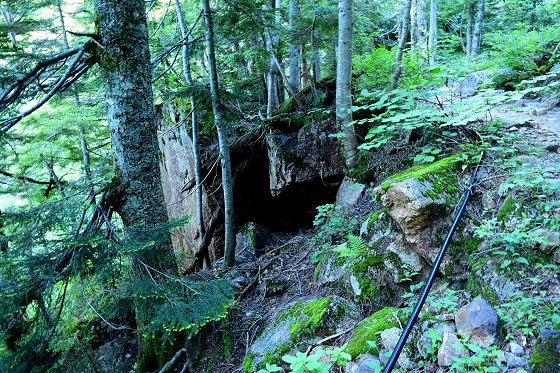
(311, 13), (321, 84)
(2, 6), (17, 48)
(300, 42), (309, 88)
(202, 0), (235, 268)
(417, 0), (428, 61)
(174, 0), (205, 240)
(471, 0), (485, 56)
(466, 3), (474, 56)
(428, 0), (437, 65)
(410, 0), (418, 49)
(93, 1), (176, 370)
(265, 0), (279, 117)
(56, 0), (81, 106)
(391, 0), (413, 89)
(55, 0), (70, 49)
(336, 0), (358, 170)
(288, 0), (300, 92)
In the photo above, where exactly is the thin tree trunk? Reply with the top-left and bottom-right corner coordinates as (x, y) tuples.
(265, 0), (279, 117)
(417, 0), (428, 61)
(56, 0), (81, 106)
(93, 1), (176, 370)
(471, 0), (485, 56)
(174, 0), (205, 240)
(300, 42), (309, 88)
(466, 3), (474, 56)
(311, 13), (321, 83)
(202, 0), (235, 268)
(288, 0), (300, 92)
(2, 6), (17, 48)
(428, 0), (437, 65)
(410, 0), (418, 49)
(336, 0), (358, 170)
(79, 124), (92, 181)
(391, 0), (413, 89)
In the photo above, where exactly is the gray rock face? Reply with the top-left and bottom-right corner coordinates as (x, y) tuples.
(336, 177), (367, 210)
(449, 70), (490, 97)
(437, 332), (466, 367)
(95, 337), (136, 373)
(246, 296), (360, 370)
(346, 354), (382, 373)
(508, 341), (524, 355)
(266, 118), (344, 197)
(380, 178), (446, 244)
(455, 298), (498, 347)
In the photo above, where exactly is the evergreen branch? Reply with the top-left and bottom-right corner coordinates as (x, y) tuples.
(0, 40), (96, 136)
(0, 169), (51, 185)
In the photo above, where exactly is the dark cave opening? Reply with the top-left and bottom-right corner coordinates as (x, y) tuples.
(231, 138), (343, 233)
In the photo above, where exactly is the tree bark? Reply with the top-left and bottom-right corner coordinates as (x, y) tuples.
(336, 0), (358, 170)
(417, 0), (428, 61)
(471, 0), (485, 56)
(466, 3), (474, 56)
(300, 42), (309, 88)
(93, 0), (176, 370)
(174, 0), (205, 240)
(410, 0), (418, 49)
(202, 0), (236, 268)
(391, 0), (413, 89)
(311, 13), (321, 83)
(428, 0), (437, 65)
(288, 0), (300, 92)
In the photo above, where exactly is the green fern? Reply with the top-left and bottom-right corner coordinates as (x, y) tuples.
(333, 234), (367, 260)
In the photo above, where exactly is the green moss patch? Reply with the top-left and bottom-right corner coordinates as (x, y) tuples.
(530, 336), (560, 373)
(346, 307), (406, 358)
(379, 154), (463, 200)
(497, 196), (516, 222)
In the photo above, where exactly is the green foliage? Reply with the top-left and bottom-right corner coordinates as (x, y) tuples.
(280, 343), (352, 373)
(312, 204), (358, 261)
(479, 27), (560, 89)
(450, 341), (506, 373)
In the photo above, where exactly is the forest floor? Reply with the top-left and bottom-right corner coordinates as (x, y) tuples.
(206, 89), (560, 373)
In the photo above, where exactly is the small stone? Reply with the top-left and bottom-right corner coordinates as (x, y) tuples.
(553, 249), (560, 265)
(435, 314), (455, 322)
(455, 298), (498, 347)
(380, 328), (413, 369)
(417, 322), (456, 358)
(346, 354), (381, 373)
(437, 332), (466, 367)
(508, 341), (524, 355)
(505, 352), (528, 368)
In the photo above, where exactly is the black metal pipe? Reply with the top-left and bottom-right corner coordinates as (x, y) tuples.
(382, 167), (479, 372)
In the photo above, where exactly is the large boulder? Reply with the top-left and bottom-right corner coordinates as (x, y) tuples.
(266, 116), (344, 197)
(448, 70), (491, 97)
(243, 296), (360, 371)
(374, 155), (466, 275)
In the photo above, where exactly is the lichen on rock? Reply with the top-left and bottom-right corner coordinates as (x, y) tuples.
(243, 295), (360, 371)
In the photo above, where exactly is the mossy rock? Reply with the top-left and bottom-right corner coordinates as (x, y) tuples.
(497, 196), (517, 222)
(378, 154), (463, 203)
(530, 334), (560, 373)
(345, 307), (407, 359)
(243, 295), (360, 371)
(466, 259), (519, 306)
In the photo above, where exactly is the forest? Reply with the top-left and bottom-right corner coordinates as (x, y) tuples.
(0, 0), (559, 372)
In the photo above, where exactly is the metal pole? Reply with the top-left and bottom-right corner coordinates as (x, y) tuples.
(383, 159), (481, 372)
